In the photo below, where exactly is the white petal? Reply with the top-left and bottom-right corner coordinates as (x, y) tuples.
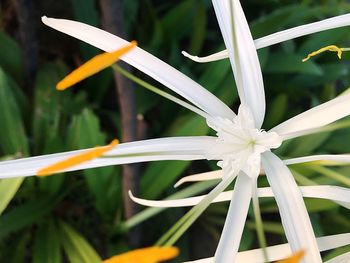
(183, 233), (350, 263)
(262, 152), (321, 262)
(212, 0), (265, 127)
(214, 172), (253, 262)
(325, 252), (350, 263)
(0, 137), (215, 178)
(271, 92), (350, 140)
(255, 13), (350, 49)
(181, 50), (228, 63)
(129, 185), (350, 208)
(183, 13), (350, 63)
(174, 170), (223, 188)
(285, 154), (350, 165)
(42, 16), (234, 120)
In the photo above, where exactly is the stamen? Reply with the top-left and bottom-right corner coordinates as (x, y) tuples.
(57, 41), (137, 90)
(276, 250), (305, 263)
(302, 45), (350, 62)
(36, 139), (119, 176)
(102, 247), (179, 263)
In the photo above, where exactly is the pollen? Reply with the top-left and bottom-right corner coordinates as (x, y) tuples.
(36, 139), (119, 177)
(102, 247), (179, 263)
(276, 250), (305, 263)
(302, 45), (347, 62)
(56, 41), (137, 90)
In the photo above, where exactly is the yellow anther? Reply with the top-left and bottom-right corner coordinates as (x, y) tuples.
(302, 45), (345, 62)
(102, 247), (179, 263)
(57, 41), (137, 90)
(276, 250), (305, 263)
(37, 139), (119, 176)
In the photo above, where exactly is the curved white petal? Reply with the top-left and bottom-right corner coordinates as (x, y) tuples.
(183, 233), (350, 263)
(214, 172), (253, 262)
(183, 13), (350, 63)
(0, 137), (215, 178)
(271, 92), (350, 140)
(42, 16), (234, 120)
(262, 152), (321, 262)
(285, 154), (350, 165)
(174, 170), (222, 188)
(181, 50), (228, 63)
(212, 0), (265, 127)
(129, 185), (350, 208)
(255, 13), (350, 49)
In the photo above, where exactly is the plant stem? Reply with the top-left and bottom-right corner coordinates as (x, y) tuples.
(99, 0), (141, 246)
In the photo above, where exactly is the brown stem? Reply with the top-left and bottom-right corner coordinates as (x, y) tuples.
(13, 0), (38, 90)
(99, 0), (141, 246)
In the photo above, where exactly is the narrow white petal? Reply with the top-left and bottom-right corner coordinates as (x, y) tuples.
(285, 154), (350, 165)
(255, 13), (350, 50)
(183, 14), (350, 63)
(183, 233), (350, 263)
(0, 137), (215, 178)
(262, 152), (321, 262)
(212, 0), (265, 127)
(174, 170), (222, 188)
(42, 16), (234, 119)
(214, 172), (253, 262)
(271, 92), (350, 140)
(181, 50), (228, 63)
(129, 185), (350, 208)
(325, 252), (350, 263)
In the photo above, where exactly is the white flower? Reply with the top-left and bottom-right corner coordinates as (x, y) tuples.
(0, 1), (350, 262)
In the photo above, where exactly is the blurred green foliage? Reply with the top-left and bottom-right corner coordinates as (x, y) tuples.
(0, 0), (349, 261)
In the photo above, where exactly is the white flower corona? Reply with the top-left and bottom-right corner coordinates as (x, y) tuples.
(207, 106), (282, 178)
(0, 1), (349, 262)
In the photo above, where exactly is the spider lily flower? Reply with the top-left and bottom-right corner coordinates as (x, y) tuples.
(0, 1), (349, 263)
(103, 246), (179, 263)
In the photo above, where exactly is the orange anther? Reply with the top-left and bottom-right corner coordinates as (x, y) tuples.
(103, 247), (179, 263)
(37, 139), (119, 176)
(276, 250), (305, 263)
(57, 41), (137, 90)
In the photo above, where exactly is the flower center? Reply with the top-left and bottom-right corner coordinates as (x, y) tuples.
(206, 105), (282, 178)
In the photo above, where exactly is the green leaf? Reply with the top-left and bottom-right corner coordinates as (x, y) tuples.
(67, 108), (120, 214)
(141, 114), (208, 198)
(33, 219), (61, 263)
(285, 131), (331, 157)
(33, 62), (67, 154)
(0, 178), (23, 215)
(304, 198), (338, 212)
(0, 67), (28, 155)
(0, 67), (29, 214)
(264, 94), (288, 129)
(59, 221), (101, 263)
(0, 194), (62, 239)
(160, 0), (197, 42)
(188, 1), (206, 55)
(0, 32), (24, 80)
(198, 55), (231, 93)
(8, 231), (31, 263)
(264, 52), (323, 75)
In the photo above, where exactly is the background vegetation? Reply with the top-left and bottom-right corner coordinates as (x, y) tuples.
(0, 0), (349, 262)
